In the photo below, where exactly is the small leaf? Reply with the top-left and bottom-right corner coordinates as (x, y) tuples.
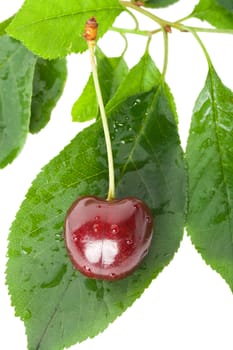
(192, 0), (233, 29)
(144, 0), (179, 8)
(186, 66), (233, 291)
(7, 86), (186, 349)
(7, 0), (124, 59)
(72, 74), (98, 122)
(30, 57), (67, 134)
(72, 48), (128, 122)
(106, 51), (161, 114)
(0, 35), (36, 168)
(108, 56), (129, 97)
(0, 16), (14, 36)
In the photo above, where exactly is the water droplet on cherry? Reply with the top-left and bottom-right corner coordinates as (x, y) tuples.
(64, 196), (153, 280)
(111, 224), (120, 234)
(93, 223), (101, 233)
(126, 239), (133, 245)
(84, 266), (91, 272)
(73, 235), (78, 242)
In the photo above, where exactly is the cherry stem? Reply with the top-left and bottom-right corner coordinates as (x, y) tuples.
(87, 41), (115, 201)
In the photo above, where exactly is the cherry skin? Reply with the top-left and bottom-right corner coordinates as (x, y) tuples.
(64, 196), (153, 281)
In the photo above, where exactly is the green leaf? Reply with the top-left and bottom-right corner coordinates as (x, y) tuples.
(216, 0), (233, 11)
(72, 48), (128, 122)
(106, 51), (161, 114)
(192, 0), (233, 29)
(72, 75), (98, 122)
(0, 16), (14, 36)
(144, 0), (179, 8)
(7, 86), (186, 349)
(0, 35), (36, 169)
(30, 57), (67, 134)
(7, 0), (124, 59)
(186, 66), (233, 291)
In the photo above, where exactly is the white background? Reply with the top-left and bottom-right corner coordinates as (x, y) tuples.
(1, 1), (233, 349)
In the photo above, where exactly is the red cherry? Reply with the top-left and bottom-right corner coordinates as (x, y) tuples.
(64, 196), (153, 280)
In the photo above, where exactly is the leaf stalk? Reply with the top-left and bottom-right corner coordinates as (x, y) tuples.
(119, 1), (233, 36)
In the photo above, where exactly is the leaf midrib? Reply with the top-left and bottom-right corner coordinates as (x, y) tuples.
(0, 45), (22, 70)
(35, 276), (73, 350)
(118, 86), (162, 180)
(209, 68), (233, 240)
(9, 6), (122, 31)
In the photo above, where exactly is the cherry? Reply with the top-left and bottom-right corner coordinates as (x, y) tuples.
(64, 196), (153, 280)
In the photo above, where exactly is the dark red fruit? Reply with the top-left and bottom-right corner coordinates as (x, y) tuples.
(64, 196), (153, 280)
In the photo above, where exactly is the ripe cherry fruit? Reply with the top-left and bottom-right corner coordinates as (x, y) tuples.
(64, 196), (153, 280)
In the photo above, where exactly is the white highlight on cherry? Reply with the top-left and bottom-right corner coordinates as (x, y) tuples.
(84, 240), (118, 265)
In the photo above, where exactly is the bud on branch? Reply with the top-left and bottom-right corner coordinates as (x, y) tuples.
(83, 17), (98, 42)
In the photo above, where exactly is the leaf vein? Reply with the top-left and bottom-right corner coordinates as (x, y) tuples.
(11, 7), (122, 30)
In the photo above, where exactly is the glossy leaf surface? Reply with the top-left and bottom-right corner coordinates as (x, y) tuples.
(0, 35), (36, 168)
(7, 85), (186, 349)
(186, 67), (233, 291)
(106, 52), (161, 113)
(72, 48), (128, 122)
(7, 0), (123, 58)
(192, 0), (233, 29)
(30, 57), (67, 134)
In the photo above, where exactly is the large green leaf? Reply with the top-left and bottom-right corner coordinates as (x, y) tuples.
(144, 0), (179, 8)
(0, 35), (36, 168)
(186, 66), (233, 291)
(7, 85), (186, 349)
(30, 57), (67, 134)
(192, 0), (233, 29)
(72, 48), (128, 122)
(7, 0), (124, 59)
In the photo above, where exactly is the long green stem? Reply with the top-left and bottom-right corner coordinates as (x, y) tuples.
(119, 32), (129, 55)
(120, 1), (233, 36)
(183, 25), (233, 35)
(162, 29), (169, 80)
(189, 28), (213, 67)
(87, 42), (115, 200)
(175, 14), (193, 23)
(110, 26), (150, 36)
(125, 8), (140, 29)
(120, 1), (182, 30)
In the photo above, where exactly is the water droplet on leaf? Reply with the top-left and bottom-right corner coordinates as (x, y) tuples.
(21, 246), (32, 256)
(22, 309), (32, 320)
